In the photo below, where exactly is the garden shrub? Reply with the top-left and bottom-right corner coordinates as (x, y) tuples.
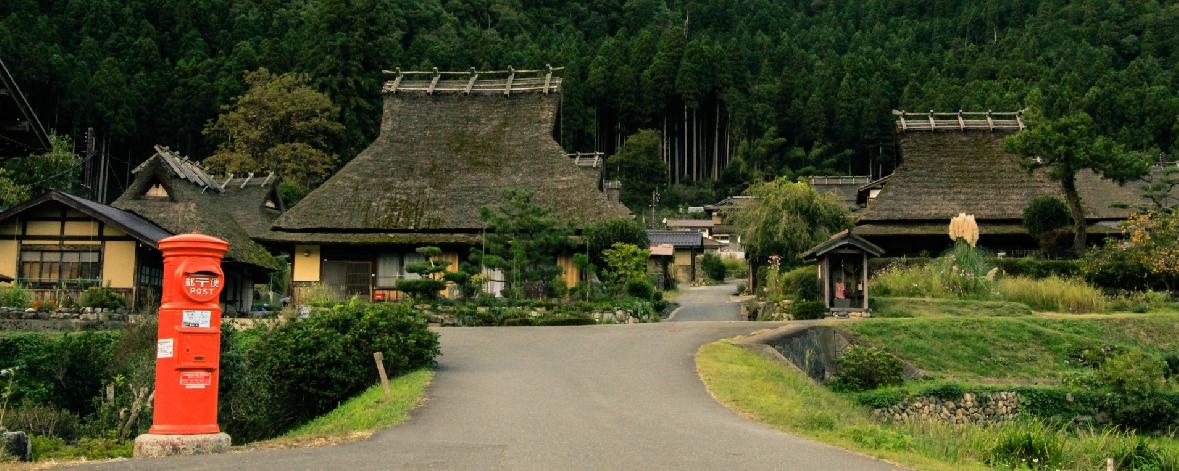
(79, 286), (126, 310)
(1108, 439), (1166, 471)
(1022, 195), (1072, 240)
(1106, 393), (1178, 432)
(851, 388), (905, 409)
(0, 285), (32, 309)
(1096, 351), (1164, 396)
(625, 278), (655, 300)
(0, 332), (117, 414)
(701, 252), (726, 281)
(0, 402), (80, 439)
(221, 301), (439, 442)
(833, 345), (904, 391)
(922, 382), (965, 400)
(780, 265), (820, 301)
(788, 301), (827, 320)
(721, 257), (748, 278)
(1165, 353), (1179, 383)
(534, 315), (596, 326)
(1037, 228), (1075, 259)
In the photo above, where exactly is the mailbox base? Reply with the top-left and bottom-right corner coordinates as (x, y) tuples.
(133, 432), (231, 458)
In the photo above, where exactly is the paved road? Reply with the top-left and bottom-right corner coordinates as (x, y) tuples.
(668, 282), (743, 322)
(84, 298), (898, 470)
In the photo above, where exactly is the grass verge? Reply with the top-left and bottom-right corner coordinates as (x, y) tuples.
(696, 341), (1179, 470)
(845, 314), (1179, 382)
(250, 368), (432, 448)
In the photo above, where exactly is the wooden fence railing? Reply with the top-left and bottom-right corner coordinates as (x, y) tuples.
(382, 65), (563, 95)
(894, 110), (1025, 131)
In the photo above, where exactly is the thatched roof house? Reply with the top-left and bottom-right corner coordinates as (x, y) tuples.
(269, 67), (629, 300)
(113, 146), (281, 272)
(855, 110), (1168, 255)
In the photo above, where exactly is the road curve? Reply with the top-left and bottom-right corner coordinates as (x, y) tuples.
(668, 282), (743, 322)
(82, 299), (898, 470)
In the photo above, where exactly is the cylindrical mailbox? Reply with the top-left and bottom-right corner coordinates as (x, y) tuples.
(149, 233), (229, 435)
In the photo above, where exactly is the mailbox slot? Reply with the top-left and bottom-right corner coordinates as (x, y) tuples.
(175, 328), (219, 369)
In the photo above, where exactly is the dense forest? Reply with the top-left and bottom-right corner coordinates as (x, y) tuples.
(2, 0), (1178, 206)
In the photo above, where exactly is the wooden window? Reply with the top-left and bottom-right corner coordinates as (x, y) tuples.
(19, 246), (101, 288)
(145, 183), (168, 199)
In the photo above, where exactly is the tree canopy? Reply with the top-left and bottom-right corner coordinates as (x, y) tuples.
(732, 178), (849, 267)
(202, 68), (343, 193)
(4, 1), (1179, 204)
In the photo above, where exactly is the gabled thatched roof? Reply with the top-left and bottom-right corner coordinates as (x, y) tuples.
(112, 146), (279, 271)
(857, 127), (1155, 224)
(274, 69), (629, 234)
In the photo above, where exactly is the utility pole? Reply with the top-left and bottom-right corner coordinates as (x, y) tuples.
(650, 188), (661, 229)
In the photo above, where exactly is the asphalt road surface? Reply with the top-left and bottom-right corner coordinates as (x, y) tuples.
(82, 288), (898, 470)
(667, 282), (744, 322)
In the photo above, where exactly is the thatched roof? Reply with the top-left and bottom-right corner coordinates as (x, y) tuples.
(274, 68), (629, 235)
(809, 176), (870, 210)
(857, 126), (1155, 224)
(112, 146), (280, 271)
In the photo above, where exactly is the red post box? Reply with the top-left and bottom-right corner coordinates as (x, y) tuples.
(148, 233), (229, 436)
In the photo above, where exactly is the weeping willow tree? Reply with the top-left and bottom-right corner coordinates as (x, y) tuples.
(732, 178), (850, 281)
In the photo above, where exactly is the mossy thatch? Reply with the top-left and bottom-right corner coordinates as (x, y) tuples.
(273, 81), (629, 234)
(112, 147), (280, 271)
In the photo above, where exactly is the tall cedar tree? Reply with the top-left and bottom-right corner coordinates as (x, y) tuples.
(609, 130), (668, 211)
(476, 189), (570, 299)
(1004, 111), (1152, 251)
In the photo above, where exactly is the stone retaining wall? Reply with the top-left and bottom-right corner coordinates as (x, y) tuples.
(873, 391), (1021, 425)
(0, 306), (128, 321)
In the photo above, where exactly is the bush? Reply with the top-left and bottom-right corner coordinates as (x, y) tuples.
(700, 252), (726, 281)
(1165, 353), (1179, 383)
(221, 301), (439, 442)
(1022, 195), (1072, 239)
(0, 285), (32, 309)
(788, 301), (827, 320)
(995, 276), (1106, 312)
(0, 332), (117, 414)
(587, 217), (649, 269)
(0, 402), (80, 439)
(1106, 393), (1178, 432)
(1096, 351), (1164, 396)
(833, 345), (904, 391)
(79, 286), (126, 310)
(624, 278), (655, 300)
(721, 257), (748, 279)
(1037, 228), (1075, 259)
(780, 265), (820, 301)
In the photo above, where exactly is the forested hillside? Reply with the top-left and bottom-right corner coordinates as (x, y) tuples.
(2, 0), (1178, 202)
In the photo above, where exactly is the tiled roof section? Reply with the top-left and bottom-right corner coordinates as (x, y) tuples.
(809, 176), (871, 209)
(857, 130), (1156, 223)
(274, 83), (629, 233)
(647, 230), (704, 248)
(0, 191), (170, 247)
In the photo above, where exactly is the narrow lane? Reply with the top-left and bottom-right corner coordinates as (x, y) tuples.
(668, 281), (743, 322)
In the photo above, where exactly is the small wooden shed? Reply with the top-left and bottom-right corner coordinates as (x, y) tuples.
(801, 230), (884, 312)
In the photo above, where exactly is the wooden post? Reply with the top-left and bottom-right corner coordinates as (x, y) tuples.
(373, 352), (391, 398)
(389, 68), (404, 93)
(464, 67), (477, 95)
(1106, 457), (1115, 471)
(427, 67), (441, 95)
(504, 66), (515, 96)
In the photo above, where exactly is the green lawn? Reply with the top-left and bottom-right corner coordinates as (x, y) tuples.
(845, 313), (1179, 382)
(696, 341), (1179, 471)
(253, 368), (433, 448)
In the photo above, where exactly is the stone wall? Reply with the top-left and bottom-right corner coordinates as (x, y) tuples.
(873, 391), (1021, 425)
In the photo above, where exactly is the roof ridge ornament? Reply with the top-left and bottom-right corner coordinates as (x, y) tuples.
(382, 66), (564, 95)
(892, 109), (1026, 132)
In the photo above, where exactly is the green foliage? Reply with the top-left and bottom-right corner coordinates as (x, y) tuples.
(0, 134), (80, 209)
(1022, 195), (1072, 239)
(609, 130), (668, 210)
(1005, 112), (1153, 250)
(221, 301), (439, 442)
(79, 286), (126, 310)
(733, 178), (849, 267)
(0, 332), (117, 414)
(1096, 351), (1165, 396)
(700, 252), (726, 282)
(991, 257), (1080, 279)
(202, 68), (343, 191)
(586, 217), (648, 269)
(0, 285), (32, 309)
(601, 242), (650, 289)
(31, 435), (132, 461)
(870, 297), (1033, 318)
(721, 257), (748, 279)
(788, 301), (827, 320)
(624, 279), (655, 301)
(395, 246), (451, 301)
(833, 345), (904, 392)
(478, 189), (569, 299)
(986, 425), (1065, 470)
